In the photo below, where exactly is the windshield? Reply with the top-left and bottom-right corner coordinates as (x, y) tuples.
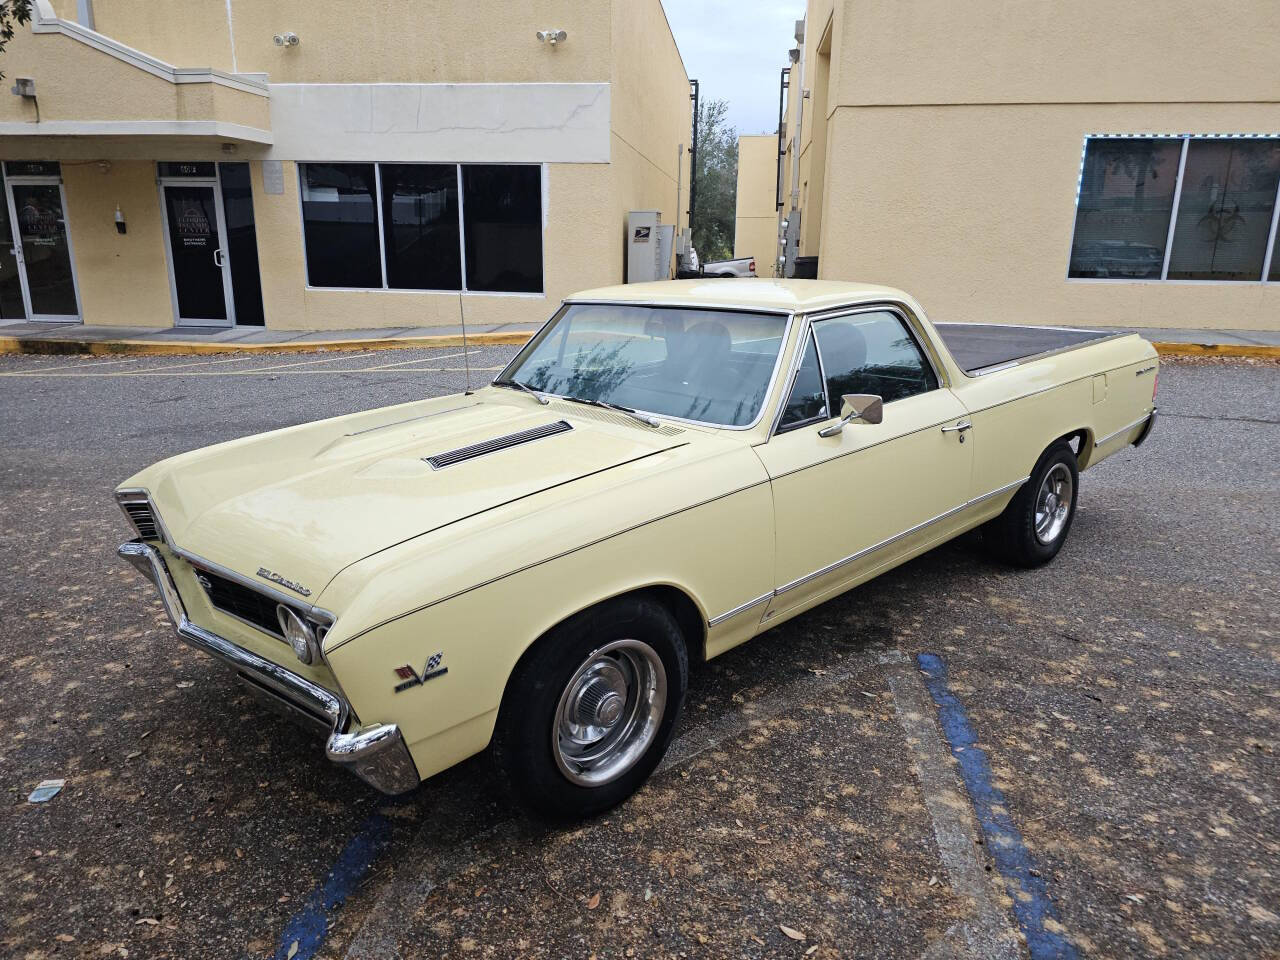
(499, 304), (790, 427)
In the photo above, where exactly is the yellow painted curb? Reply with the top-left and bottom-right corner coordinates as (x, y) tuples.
(1152, 341), (1280, 359)
(0, 331), (535, 357)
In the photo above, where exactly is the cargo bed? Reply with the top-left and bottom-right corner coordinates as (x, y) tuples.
(933, 323), (1120, 376)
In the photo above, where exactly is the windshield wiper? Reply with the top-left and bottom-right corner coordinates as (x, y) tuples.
(560, 395), (661, 429)
(491, 377), (549, 405)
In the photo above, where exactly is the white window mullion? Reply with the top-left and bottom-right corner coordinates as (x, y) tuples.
(1262, 167), (1280, 283)
(456, 164), (469, 293)
(1161, 137), (1190, 281)
(374, 163), (388, 289)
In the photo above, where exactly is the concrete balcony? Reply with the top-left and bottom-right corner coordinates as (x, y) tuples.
(0, 0), (270, 160)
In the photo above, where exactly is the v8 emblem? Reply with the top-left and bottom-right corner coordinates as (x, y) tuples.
(393, 652), (447, 693)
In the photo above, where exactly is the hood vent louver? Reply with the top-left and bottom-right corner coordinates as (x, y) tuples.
(424, 420), (574, 470)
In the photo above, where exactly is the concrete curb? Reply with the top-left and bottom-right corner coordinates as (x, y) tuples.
(0, 331), (535, 357)
(1, 332), (1275, 360)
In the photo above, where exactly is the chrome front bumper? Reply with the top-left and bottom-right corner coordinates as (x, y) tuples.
(117, 540), (419, 795)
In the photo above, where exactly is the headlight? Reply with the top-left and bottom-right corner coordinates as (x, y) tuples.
(277, 604), (318, 665)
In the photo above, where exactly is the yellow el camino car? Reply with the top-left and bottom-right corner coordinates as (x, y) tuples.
(116, 280), (1157, 818)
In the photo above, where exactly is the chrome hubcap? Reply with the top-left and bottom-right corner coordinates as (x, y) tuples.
(1034, 463), (1073, 544)
(553, 639), (667, 787)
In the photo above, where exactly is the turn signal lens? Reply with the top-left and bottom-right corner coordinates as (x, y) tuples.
(277, 604), (316, 665)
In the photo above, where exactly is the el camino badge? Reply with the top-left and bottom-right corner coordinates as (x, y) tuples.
(256, 567), (311, 597)
(394, 652), (448, 692)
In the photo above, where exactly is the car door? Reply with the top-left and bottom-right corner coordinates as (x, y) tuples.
(754, 307), (974, 622)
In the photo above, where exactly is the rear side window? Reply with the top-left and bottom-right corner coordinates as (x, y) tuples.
(813, 311), (936, 405)
(778, 330), (828, 430)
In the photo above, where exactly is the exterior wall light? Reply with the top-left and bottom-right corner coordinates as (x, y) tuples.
(537, 29), (567, 46)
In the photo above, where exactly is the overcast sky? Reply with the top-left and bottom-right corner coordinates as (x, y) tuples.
(662, 0), (803, 138)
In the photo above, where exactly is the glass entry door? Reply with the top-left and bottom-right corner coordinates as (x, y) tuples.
(160, 179), (234, 326)
(1, 164), (82, 321)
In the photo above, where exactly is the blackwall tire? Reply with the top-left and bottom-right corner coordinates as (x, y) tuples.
(985, 442), (1080, 568)
(492, 596), (688, 820)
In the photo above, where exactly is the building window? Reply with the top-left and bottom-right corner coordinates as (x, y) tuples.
(1166, 139), (1280, 281)
(299, 162), (543, 293)
(300, 163), (382, 289)
(461, 165), (543, 293)
(1070, 136), (1280, 283)
(380, 164), (461, 291)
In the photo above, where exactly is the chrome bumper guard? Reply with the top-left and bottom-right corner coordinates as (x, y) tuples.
(117, 540), (419, 795)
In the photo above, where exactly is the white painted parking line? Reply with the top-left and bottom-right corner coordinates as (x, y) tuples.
(11, 355), (146, 373)
(354, 350), (472, 371)
(250, 350), (383, 372)
(880, 649), (1022, 960)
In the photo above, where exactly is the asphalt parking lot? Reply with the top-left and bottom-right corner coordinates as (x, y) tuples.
(1, 348), (1276, 960)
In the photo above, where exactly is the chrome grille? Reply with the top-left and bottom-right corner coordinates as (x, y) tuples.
(424, 419), (573, 470)
(195, 567), (284, 639)
(121, 499), (161, 541)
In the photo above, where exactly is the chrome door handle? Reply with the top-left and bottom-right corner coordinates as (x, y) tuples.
(213, 248), (225, 267)
(941, 420), (972, 433)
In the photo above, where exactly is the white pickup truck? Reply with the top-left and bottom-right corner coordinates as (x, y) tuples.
(702, 256), (756, 278)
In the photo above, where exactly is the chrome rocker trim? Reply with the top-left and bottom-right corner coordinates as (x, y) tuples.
(117, 540), (419, 795)
(1095, 407), (1157, 450)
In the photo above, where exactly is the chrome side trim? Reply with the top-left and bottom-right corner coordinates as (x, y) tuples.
(1094, 409), (1155, 448)
(775, 476), (1030, 596)
(707, 591), (773, 627)
(117, 540), (419, 795)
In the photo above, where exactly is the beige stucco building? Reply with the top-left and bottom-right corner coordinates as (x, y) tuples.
(732, 134), (778, 277)
(0, 0), (691, 330)
(761, 0), (1280, 330)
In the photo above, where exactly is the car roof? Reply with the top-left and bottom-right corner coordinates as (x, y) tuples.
(565, 279), (912, 314)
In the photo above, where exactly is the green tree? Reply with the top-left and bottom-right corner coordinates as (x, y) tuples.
(691, 97), (737, 263)
(0, 0), (32, 81)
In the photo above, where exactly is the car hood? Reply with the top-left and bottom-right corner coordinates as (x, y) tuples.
(135, 393), (692, 601)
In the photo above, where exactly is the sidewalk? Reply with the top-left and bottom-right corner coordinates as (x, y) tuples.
(0, 319), (1277, 358)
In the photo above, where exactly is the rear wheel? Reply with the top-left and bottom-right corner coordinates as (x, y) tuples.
(492, 596), (688, 820)
(984, 442), (1080, 567)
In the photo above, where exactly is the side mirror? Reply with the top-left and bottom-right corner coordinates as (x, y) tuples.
(817, 393), (883, 437)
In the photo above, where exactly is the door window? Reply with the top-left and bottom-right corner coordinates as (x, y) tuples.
(777, 329), (828, 430)
(12, 183), (78, 317)
(0, 169), (24, 318)
(162, 185), (226, 321)
(813, 311), (937, 405)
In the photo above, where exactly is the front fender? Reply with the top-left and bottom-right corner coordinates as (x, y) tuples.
(323, 479), (774, 782)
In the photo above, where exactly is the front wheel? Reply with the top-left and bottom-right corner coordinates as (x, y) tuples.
(492, 596), (688, 820)
(984, 442), (1080, 567)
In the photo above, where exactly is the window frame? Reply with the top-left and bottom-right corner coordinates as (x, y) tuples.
(296, 160), (546, 297)
(1067, 133), (1280, 285)
(771, 304), (944, 437)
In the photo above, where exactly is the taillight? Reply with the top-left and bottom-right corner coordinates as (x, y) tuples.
(1153, 370), (1158, 401)
(749, 259), (756, 273)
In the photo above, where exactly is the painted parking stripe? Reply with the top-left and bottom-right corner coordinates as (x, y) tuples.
(272, 807), (398, 960)
(882, 649), (1021, 960)
(916, 652), (1079, 960)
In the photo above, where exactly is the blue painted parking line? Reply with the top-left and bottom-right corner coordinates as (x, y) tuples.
(916, 652), (1079, 960)
(271, 807), (397, 960)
